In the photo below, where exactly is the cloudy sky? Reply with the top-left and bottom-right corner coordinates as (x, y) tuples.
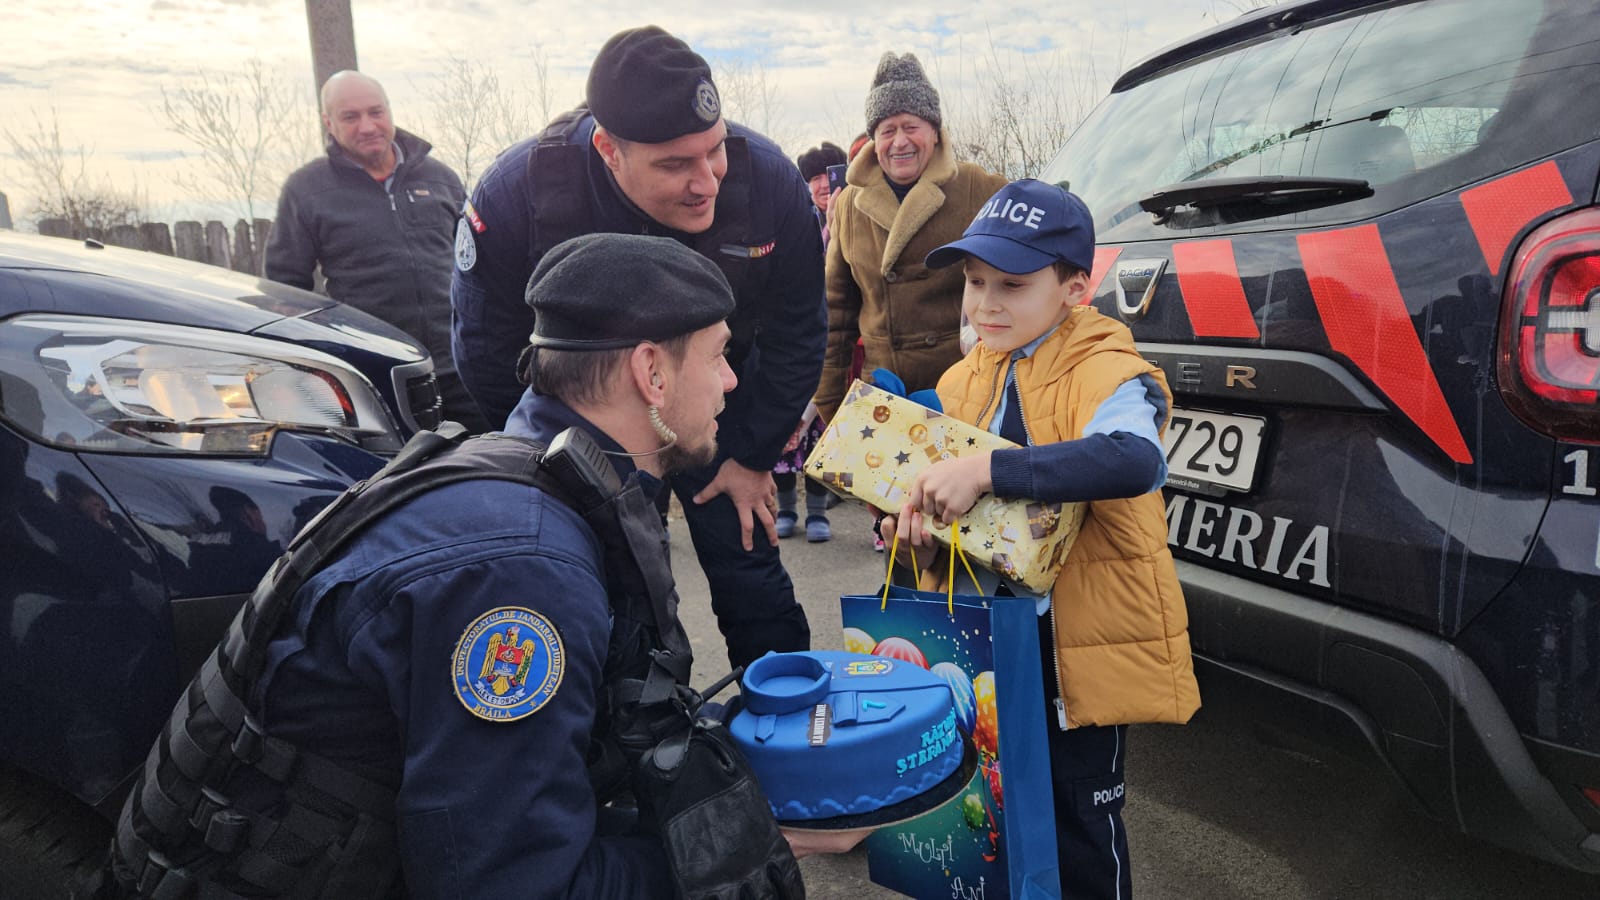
(2, 0), (1235, 224)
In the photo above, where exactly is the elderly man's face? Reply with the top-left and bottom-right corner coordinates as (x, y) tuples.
(323, 78), (395, 170)
(597, 121), (728, 235)
(659, 321), (737, 473)
(874, 113), (938, 186)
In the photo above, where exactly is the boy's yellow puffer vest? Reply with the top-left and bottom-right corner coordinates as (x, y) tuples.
(937, 305), (1201, 727)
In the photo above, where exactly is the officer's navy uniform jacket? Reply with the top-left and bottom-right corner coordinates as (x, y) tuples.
(252, 392), (674, 898)
(266, 129), (478, 425)
(450, 114), (826, 472)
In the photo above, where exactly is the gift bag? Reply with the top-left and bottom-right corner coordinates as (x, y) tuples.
(840, 547), (1061, 899)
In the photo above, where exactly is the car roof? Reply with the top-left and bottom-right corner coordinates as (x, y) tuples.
(1115, 0), (1407, 92)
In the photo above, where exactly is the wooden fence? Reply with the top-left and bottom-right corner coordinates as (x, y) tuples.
(35, 217), (276, 277)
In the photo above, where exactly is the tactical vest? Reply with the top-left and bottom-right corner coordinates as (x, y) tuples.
(527, 107), (769, 370)
(108, 424), (696, 899)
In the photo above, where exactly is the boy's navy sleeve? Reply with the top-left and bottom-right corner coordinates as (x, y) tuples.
(990, 374), (1169, 503)
(450, 146), (539, 426)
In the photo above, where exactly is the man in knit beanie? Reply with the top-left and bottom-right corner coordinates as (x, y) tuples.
(809, 50), (1007, 438)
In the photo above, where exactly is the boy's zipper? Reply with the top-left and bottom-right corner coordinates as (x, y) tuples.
(1014, 362), (1039, 448)
(1050, 603), (1068, 730)
(973, 358), (1009, 429)
(1011, 362), (1065, 729)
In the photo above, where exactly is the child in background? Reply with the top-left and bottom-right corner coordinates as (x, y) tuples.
(884, 179), (1200, 899)
(772, 404), (830, 541)
(771, 143), (850, 543)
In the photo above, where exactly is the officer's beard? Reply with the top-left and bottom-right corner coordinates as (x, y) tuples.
(651, 403), (719, 475)
(659, 438), (718, 476)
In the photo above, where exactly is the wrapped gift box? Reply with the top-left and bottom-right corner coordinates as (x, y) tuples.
(805, 379), (1084, 593)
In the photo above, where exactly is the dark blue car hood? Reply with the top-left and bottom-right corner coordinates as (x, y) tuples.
(0, 231), (329, 332)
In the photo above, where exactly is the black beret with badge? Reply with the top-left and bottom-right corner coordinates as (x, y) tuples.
(524, 233), (735, 351)
(586, 25), (722, 144)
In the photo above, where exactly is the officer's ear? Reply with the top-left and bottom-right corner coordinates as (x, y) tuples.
(628, 341), (667, 406)
(593, 127), (625, 175)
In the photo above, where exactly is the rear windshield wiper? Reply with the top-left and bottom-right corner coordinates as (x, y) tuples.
(1137, 175), (1372, 222)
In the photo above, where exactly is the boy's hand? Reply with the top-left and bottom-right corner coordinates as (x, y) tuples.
(891, 505), (937, 549)
(909, 452), (992, 525)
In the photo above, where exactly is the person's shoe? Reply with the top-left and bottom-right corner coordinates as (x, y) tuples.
(776, 510), (798, 539)
(873, 532), (886, 553)
(806, 515), (832, 543)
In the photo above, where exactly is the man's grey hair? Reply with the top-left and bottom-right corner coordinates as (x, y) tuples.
(320, 70), (389, 117)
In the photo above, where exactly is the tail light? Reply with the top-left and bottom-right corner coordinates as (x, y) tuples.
(1497, 207), (1600, 443)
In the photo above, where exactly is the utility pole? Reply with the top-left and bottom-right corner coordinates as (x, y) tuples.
(304, 0), (357, 96)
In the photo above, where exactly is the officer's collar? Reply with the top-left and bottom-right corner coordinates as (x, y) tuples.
(503, 391), (639, 481)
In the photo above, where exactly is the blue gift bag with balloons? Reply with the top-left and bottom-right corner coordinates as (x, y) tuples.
(841, 581), (1061, 899)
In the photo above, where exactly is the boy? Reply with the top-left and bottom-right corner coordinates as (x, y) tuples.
(885, 179), (1200, 899)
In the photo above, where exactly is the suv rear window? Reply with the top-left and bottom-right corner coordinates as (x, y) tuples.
(1042, 0), (1600, 241)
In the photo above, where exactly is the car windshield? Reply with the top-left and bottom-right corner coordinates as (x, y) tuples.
(1041, 0), (1600, 240)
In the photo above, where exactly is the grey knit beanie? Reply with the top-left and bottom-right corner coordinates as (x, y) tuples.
(864, 52), (941, 135)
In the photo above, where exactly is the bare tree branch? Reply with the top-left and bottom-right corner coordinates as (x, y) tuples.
(712, 56), (796, 154)
(2, 106), (149, 235)
(158, 60), (315, 221)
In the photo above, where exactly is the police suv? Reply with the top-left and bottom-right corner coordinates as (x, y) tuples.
(0, 232), (438, 897)
(1039, 0), (1600, 870)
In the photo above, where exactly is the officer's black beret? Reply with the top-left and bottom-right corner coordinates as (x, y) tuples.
(586, 26), (722, 144)
(525, 233), (735, 351)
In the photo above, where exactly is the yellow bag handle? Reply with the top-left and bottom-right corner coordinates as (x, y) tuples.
(880, 516), (984, 615)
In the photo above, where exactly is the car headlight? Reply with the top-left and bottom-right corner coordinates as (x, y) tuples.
(0, 314), (403, 455)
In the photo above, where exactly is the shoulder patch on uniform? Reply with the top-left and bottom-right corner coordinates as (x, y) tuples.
(463, 199), (487, 233)
(452, 606), (565, 722)
(455, 217), (477, 272)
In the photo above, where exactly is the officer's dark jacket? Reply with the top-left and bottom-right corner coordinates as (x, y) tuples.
(251, 391), (674, 898)
(451, 114), (826, 470)
(266, 128), (466, 378)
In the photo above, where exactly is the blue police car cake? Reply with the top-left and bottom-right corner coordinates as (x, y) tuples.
(729, 650), (976, 829)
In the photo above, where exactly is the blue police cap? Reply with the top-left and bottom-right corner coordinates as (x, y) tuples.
(925, 179), (1095, 275)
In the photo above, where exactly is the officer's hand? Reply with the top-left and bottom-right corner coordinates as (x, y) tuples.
(692, 459), (779, 551)
(908, 452), (992, 527)
(781, 825), (874, 859)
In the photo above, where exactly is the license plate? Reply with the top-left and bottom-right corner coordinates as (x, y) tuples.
(1162, 408), (1266, 493)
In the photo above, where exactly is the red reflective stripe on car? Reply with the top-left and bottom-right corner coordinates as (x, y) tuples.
(1298, 225), (1473, 464)
(1171, 240), (1260, 339)
(1460, 160), (1574, 277)
(1085, 246), (1122, 305)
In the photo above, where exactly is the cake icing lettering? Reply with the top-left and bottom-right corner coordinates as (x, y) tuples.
(895, 710), (958, 776)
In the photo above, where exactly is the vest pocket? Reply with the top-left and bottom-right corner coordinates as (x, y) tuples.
(398, 808), (460, 894)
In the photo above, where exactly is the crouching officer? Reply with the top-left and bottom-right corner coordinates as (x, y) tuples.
(105, 234), (821, 899)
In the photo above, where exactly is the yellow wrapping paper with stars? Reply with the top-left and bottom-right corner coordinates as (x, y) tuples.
(805, 379), (1085, 594)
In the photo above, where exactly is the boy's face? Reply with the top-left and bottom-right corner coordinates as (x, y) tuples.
(960, 257), (1089, 353)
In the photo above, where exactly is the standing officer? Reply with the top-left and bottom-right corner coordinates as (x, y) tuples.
(452, 26), (826, 669)
(108, 234), (815, 899)
(266, 71), (486, 431)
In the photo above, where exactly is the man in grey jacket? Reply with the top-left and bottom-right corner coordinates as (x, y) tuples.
(265, 71), (483, 430)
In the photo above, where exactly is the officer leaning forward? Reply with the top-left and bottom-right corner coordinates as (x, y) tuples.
(106, 234), (823, 899)
(452, 26), (826, 669)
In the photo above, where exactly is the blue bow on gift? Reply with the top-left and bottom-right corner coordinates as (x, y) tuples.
(868, 368), (943, 413)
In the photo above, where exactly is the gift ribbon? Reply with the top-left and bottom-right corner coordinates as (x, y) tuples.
(880, 516), (985, 615)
